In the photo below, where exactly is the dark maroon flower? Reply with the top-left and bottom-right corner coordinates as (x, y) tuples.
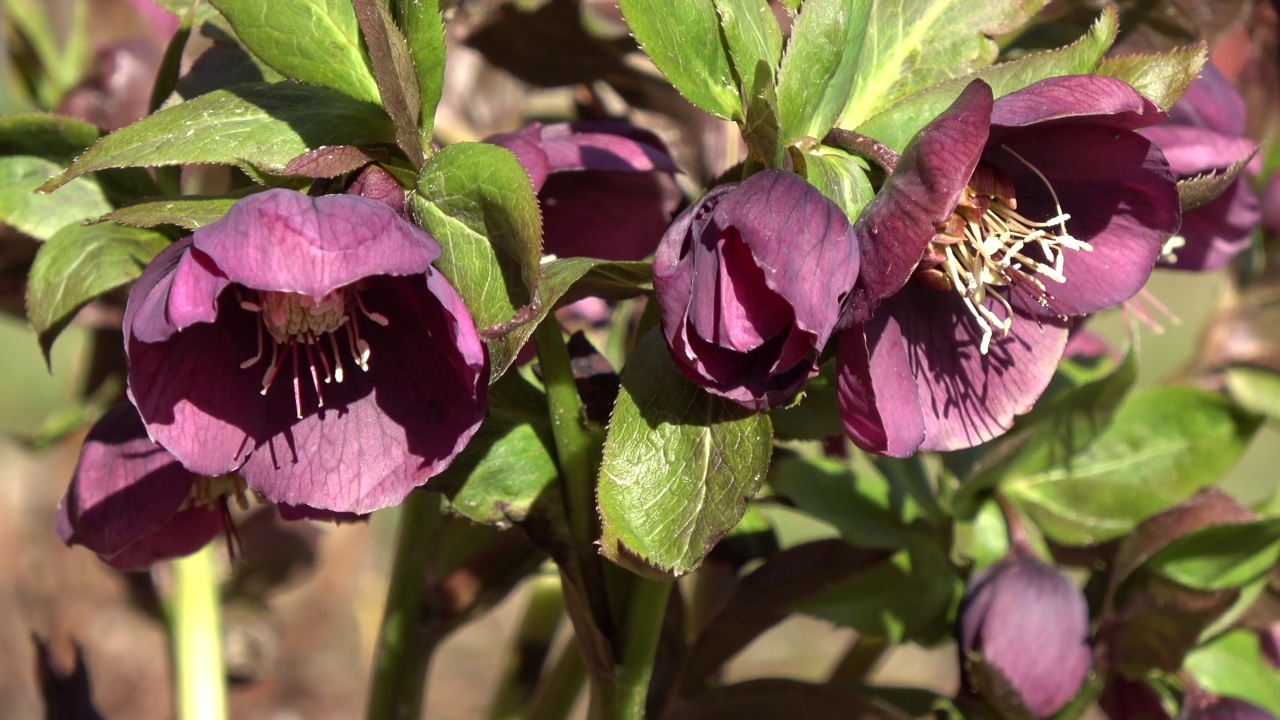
(124, 189), (488, 514)
(487, 121), (681, 260)
(838, 77), (1179, 455)
(1180, 684), (1274, 720)
(56, 405), (227, 571)
(653, 169), (860, 409)
(1138, 65), (1260, 271)
(959, 550), (1092, 718)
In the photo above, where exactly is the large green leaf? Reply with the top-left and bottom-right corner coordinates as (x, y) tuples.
(1096, 43), (1207, 111)
(598, 331), (772, 576)
(1145, 518), (1280, 592)
(769, 455), (924, 550)
(353, 0), (425, 165)
(854, 6), (1118, 151)
(775, 0), (871, 144)
(1184, 630), (1280, 716)
(796, 147), (874, 224)
(412, 142), (542, 375)
(0, 113), (99, 164)
(712, 0), (783, 109)
(0, 157), (111, 241)
(618, 0), (741, 120)
(40, 83), (396, 191)
(1005, 387), (1261, 545)
(208, 0), (380, 104)
(103, 195), (244, 231)
(837, 0), (1048, 129)
(26, 224), (170, 360)
(392, 0), (446, 145)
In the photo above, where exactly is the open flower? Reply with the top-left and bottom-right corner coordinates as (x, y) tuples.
(653, 169), (860, 409)
(487, 121), (681, 260)
(838, 77), (1179, 455)
(124, 189), (488, 514)
(1138, 64), (1260, 271)
(959, 550), (1092, 718)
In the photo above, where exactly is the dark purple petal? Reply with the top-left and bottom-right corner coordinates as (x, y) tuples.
(540, 121), (679, 174)
(237, 273), (487, 513)
(539, 170), (680, 260)
(1099, 677), (1170, 720)
(835, 323), (925, 457)
(846, 284), (1068, 454)
(101, 506), (223, 571)
(276, 503), (365, 524)
(989, 124), (1177, 316)
(846, 80), (993, 324)
(960, 552), (1092, 718)
(56, 404), (199, 558)
(345, 164), (408, 215)
(188, 189), (441, 301)
(486, 123), (551, 190)
(1169, 64), (1247, 137)
(988, 75), (1166, 133)
(1140, 125), (1258, 179)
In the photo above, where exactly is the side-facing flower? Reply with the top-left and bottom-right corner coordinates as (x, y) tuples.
(959, 549), (1092, 718)
(838, 77), (1180, 455)
(1138, 64), (1260, 270)
(653, 169), (860, 409)
(487, 121), (681, 260)
(125, 188), (488, 514)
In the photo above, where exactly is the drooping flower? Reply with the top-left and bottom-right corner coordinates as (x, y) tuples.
(124, 188), (488, 514)
(487, 121), (681, 260)
(1138, 64), (1260, 271)
(958, 550), (1092, 718)
(652, 169), (860, 409)
(838, 77), (1180, 455)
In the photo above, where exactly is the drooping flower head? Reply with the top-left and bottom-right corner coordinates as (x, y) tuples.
(487, 121), (681, 260)
(1138, 64), (1260, 271)
(653, 169), (860, 409)
(838, 77), (1180, 455)
(124, 188), (488, 514)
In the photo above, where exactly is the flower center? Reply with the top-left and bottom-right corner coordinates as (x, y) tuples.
(927, 145), (1092, 354)
(239, 285), (389, 418)
(180, 474), (251, 512)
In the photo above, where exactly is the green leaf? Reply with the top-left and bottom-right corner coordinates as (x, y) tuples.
(0, 157), (111, 241)
(1184, 630), (1280, 716)
(769, 359), (842, 440)
(103, 196), (244, 231)
(598, 331), (773, 576)
(796, 146), (874, 224)
(40, 83), (394, 193)
(40, 83), (396, 192)
(435, 373), (560, 525)
(0, 113), (99, 164)
(207, 0), (380, 104)
(352, 0), (425, 166)
(1178, 153), (1255, 213)
(712, 0), (783, 108)
(775, 0), (871, 144)
(854, 6), (1117, 151)
(769, 455), (924, 550)
(411, 142), (542, 370)
(836, 0), (1048, 130)
(1226, 365), (1280, 422)
(1144, 518), (1280, 591)
(392, 0), (446, 145)
(1004, 387), (1261, 545)
(1096, 42), (1207, 111)
(618, 0), (742, 120)
(26, 224), (170, 361)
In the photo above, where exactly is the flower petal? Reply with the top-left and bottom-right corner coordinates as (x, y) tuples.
(836, 323), (925, 457)
(539, 170), (680, 260)
(988, 75), (1165, 132)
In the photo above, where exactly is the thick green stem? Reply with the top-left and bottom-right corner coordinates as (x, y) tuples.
(366, 490), (445, 720)
(616, 578), (672, 720)
(169, 544), (227, 720)
(527, 637), (588, 720)
(488, 572), (567, 719)
(533, 318), (596, 551)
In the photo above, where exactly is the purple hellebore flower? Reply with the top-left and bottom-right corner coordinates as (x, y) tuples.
(124, 188), (488, 514)
(1138, 64), (1260, 271)
(959, 550), (1093, 718)
(487, 121), (681, 260)
(652, 169), (860, 409)
(838, 76), (1180, 455)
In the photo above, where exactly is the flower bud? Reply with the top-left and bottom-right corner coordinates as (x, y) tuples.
(959, 551), (1092, 718)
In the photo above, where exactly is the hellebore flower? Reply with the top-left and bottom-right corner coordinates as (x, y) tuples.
(124, 189), (488, 514)
(1138, 64), (1260, 271)
(959, 550), (1092, 718)
(838, 77), (1179, 455)
(653, 169), (860, 409)
(487, 121), (681, 260)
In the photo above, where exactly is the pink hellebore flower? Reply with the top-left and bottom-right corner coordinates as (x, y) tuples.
(124, 189), (488, 514)
(838, 77), (1180, 455)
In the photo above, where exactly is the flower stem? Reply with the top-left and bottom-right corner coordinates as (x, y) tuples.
(533, 318), (597, 551)
(169, 544), (227, 720)
(488, 572), (567, 719)
(366, 490), (445, 720)
(616, 578), (672, 719)
(823, 128), (900, 175)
